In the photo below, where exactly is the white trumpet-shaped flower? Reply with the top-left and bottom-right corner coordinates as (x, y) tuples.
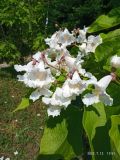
(58, 28), (75, 47)
(42, 71), (87, 117)
(65, 55), (76, 69)
(45, 31), (61, 50)
(42, 87), (71, 108)
(32, 51), (41, 61)
(14, 51), (45, 72)
(30, 88), (53, 102)
(79, 35), (102, 54)
(15, 56), (55, 102)
(110, 55), (120, 68)
(42, 87), (72, 117)
(86, 35), (102, 53)
(45, 28), (75, 50)
(17, 67), (54, 88)
(63, 71), (86, 98)
(65, 52), (85, 74)
(76, 27), (88, 43)
(17, 68), (54, 101)
(14, 61), (33, 72)
(82, 75), (113, 106)
(84, 72), (97, 85)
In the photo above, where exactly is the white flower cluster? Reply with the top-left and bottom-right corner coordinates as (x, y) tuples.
(15, 28), (114, 117)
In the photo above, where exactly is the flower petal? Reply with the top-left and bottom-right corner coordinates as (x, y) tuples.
(110, 55), (120, 68)
(99, 92), (113, 106)
(32, 51), (41, 61)
(14, 61), (33, 72)
(29, 89), (42, 102)
(97, 75), (112, 90)
(42, 97), (51, 105)
(82, 93), (99, 106)
(47, 106), (61, 117)
(30, 88), (52, 102)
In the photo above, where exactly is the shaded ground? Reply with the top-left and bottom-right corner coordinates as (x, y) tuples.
(0, 65), (88, 160)
(0, 66), (47, 160)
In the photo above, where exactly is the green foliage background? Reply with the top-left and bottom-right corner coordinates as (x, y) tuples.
(0, 0), (120, 63)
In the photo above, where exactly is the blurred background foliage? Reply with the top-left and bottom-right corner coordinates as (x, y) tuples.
(0, 0), (120, 63)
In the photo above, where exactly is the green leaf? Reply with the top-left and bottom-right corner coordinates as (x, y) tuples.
(95, 29), (120, 62)
(104, 83), (120, 120)
(0, 42), (6, 50)
(92, 120), (112, 160)
(40, 119), (74, 160)
(102, 29), (120, 43)
(70, 46), (79, 56)
(38, 106), (83, 160)
(13, 98), (29, 112)
(88, 15), (116, 33)
(83, 103), (107, 140)
(88, 7), (120, 33)
(57, 75), (66, 83)
(109, 115), (120, 159)
(107, 83), (120, 107)
(82, 103), (107, 160)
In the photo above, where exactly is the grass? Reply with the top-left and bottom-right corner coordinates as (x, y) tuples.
(0, 66), (87, 160)
(0, 66), (47, 160)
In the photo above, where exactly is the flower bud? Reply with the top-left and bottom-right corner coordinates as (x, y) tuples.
(110, 55), (120, 68)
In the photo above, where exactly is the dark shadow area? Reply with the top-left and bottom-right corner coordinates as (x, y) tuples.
(92, 120), (112, 160)
(46, 110), (65, 128)
(85, 105), (100, 117)
(0, 66), (18, 79)
(82, 130), (91, 160)
(108, 82), (120, 106)
(66, 106), (83, 155)
(118, 125), (120, 132)
(70, 96), (83, 107)
(37, 155), (83, 160)
(105, 105), (120, 120)
(37, 154), (64, 160)
(38, 105), (85, 160)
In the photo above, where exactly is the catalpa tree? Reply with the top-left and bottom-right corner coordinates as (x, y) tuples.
(14, 7), (120, 160)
